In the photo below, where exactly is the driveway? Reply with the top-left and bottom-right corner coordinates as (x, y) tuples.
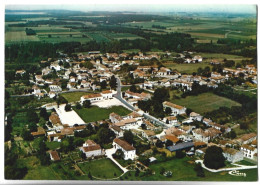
(105, 148), (129, 173)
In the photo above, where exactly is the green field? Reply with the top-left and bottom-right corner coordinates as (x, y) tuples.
(74, 106), (131, 123)
(164, 62), (211, 74)
(171, 92), (241, 114)
(121, 157), (258, 181)
(61, 92), (91, 103)
(46, 141), (61, 150)
(78, 158), (123, 179)
(87, 32), (110, 42)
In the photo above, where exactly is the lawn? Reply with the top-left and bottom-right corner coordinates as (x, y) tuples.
(61, 92), (91, 102)
(171, 92), (241, 114)
(164, 62), (211, 74)
(74, 106), (131, 123)
(46, 141), (61, 150)
(120, 157), (258, 181)
(78, 158), (123, 179)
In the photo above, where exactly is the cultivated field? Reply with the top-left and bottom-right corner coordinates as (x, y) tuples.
(171, 92), (241, 114)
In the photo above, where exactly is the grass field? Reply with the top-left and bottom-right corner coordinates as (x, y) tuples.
(61, 92), (91, 102)
(46, 141), (61, 150)
(78, 158), (123, 179)
(5, 31), (40, 43)
(164, 62), (211, 74)
(121, 157), (258, 181)
(171, 92), (241, 114)
(74, 106), (131, 123)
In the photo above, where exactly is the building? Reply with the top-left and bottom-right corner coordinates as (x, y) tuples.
(163, 101), (186, 116)
(110, 125), (124, 138)
(189, 112), (203, 122)
(113, 138), (136, 160)
(167, 142), (194, 152)
(80, 93), (102, 103)
(240, 144), (257, 159)
(222, 147), (243, 163)
(101, 90), (113, 99)
(49, 150), (61, 161)
(80, 140), (102, 158)
(163, 116), (178, 126)
(109, 112), (123, 123)
(114, 118), (137, 129)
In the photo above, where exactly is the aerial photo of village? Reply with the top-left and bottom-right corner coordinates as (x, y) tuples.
(4, 3), (258, 182)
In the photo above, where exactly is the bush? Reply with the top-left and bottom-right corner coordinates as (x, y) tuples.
(65, 104), (72, 112)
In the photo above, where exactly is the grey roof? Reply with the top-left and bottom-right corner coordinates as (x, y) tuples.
(167, 142), (194, 152)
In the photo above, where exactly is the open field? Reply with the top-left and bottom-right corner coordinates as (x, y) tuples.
(5, 31), (40, 43)
(87, 32), (110, 42)
(61, 92), (91, 103)
(74, 106), (131, 123)
(78, 158), (123, 179)
(121, 157), (258, 181)
(164, 62), (211, 74)
(171, 92), (241, 114)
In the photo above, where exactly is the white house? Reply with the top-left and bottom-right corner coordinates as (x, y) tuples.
(240, 144), (257, 159)
(50, 63), (61, 71)
(113, 138), (136, 160)
(49, 150), (61, 161)
(80, 140), (102, 158)
(110, 125), (124, 138)
(101, 90), (113, 99)
(163, 101), (186, 116)
(189, 112), (203, 122)
(80, 93), (103, 103)
(163, 116), (178, 126)
(222, 147), (243, 163)
(109, 112), (123, 123)
(49, 85), (62, 92)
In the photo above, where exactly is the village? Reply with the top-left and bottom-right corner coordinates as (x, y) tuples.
(7, 49), (257, 180)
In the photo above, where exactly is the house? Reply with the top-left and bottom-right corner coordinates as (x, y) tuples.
(163, 116), (178, 126)
(49, 85), (62, 92)
(203, 118), (212, 126)
(49, 150), (61, 161)
(101, 90), (113, 99)
(80, 140), (102, 158)
(142, 130), (156, 140)
(163, 101), (186, 116)
(49, 112), (63, 131)
(192, 128), (210, 143)
(31, 127), (46, 137)
(109, 112), (123, 123)
(113, 138), (136, 160)
(222, 147), (243, 163)
(240, 133), (257, 144)
(49, 91), (56, 98)
(125, 90), (151, 100)
(114, 118), (137, 129)
(50, 62), (61, 71)
(80, 93), (102, 103)
(240, 144), (257, 159)
(16, 70), (26, 76)
(32, 85), (41, 94)
(165, 135), (180, 145)
(189, 112), (203, 122)
(110, 125), (124, 138)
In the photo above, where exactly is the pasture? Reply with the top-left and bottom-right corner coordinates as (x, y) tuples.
(164, 62), (211, 74)
(171, 92), (241, 114)
(60, 92), (91, 103)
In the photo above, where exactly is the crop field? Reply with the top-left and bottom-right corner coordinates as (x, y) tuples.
(105, 32), (143, 40)
(86, 32), (110, 42)
(74, 105), (131, 123)
(171, 92), (241, 114)
(5, 31), (40, 43)
(164, 62), (212, 74)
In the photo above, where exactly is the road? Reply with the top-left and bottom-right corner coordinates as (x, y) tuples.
(114, 76), (169, 129)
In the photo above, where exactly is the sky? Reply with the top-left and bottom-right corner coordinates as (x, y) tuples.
(5, 3), (257, 14)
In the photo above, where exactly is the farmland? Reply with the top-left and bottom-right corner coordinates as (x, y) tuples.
(164, 62), (211, 74)
(170, 92), (241, 114)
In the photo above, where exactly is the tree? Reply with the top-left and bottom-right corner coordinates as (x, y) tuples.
(166, 119), (169, 124)
(153, 87), (169, 103)
(97, 127), (115, 144)
(165, 107), (172, 115)
(88, 172), (93, 180)
(194, 163), (205, 177)
(40, 108), (49, 120)
(203, 146), (225, 169)
(112, 149), (124, 159)
(130, 84), (137, 92)
(83, 100), (91, 108)
(65, 104), (72, 112)
(76, 102), (82, 109)
(165, 139), (173, 147)
(27, 110), (39, 124)
(21, 129), (33, 141)
(123, 130), (134, 145)
(155, 139), (163, 148)
(109, 75), (117, 89)
(229, 130), (237, 139)
(100, 80), (107, 89)
(186, 108), (193, 116)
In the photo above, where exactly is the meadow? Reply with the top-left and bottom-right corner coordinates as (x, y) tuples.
(60, 92), (91, 103)
(170, 92), (241, 114)
(164, 62), (211, 74)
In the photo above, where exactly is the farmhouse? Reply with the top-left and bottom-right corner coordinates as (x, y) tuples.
(80, 140), (102, 158)
(163, 101), (186, 116)
(113, 138), (136, 160)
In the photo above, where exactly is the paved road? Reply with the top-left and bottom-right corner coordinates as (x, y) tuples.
(114, 76), (169, 129)
(195, 160), (257, 173)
